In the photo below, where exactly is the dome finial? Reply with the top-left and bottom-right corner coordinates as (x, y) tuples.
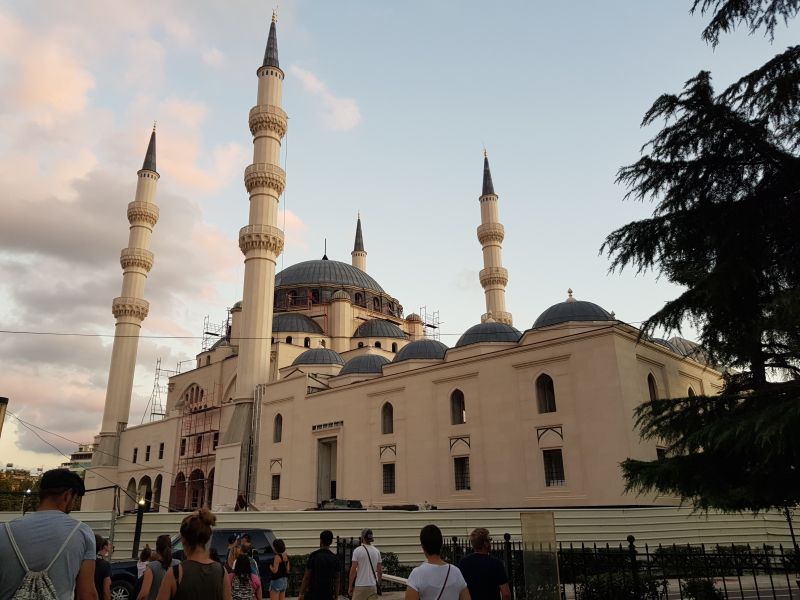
(153, 121), (157, 132)
(566, 288), (576, 303)
(272, 8), (277, 23)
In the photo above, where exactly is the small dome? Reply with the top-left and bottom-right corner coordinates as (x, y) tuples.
(231, 300), (243, 310)
(292, 347), (345, 366)
(405, 313), (422, 322)
(331, 289), (351, 301)
(652, 338), (677, 352)
(455, 322), (522, 347)
(393, 339), (448, 362)
(273, 313), (324, 334)
(354, 319), (408, 339)
(339, 354), (391, 375)
(533, 290), (613, 328)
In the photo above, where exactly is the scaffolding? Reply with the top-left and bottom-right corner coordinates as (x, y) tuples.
(141, 358), (175, 423)
(169, 384), (221, 511)
(201, 313), (229, 352)
(419, 305), (442, 341)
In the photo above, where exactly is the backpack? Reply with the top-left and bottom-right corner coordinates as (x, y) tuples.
(231, 574), (253, 600)
(5, 520), (83, 600)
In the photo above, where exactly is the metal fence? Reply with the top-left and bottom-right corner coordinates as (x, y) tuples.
(442, 534), (800, 600)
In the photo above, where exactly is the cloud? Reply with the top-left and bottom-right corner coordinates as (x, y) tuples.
(202, 47), (226, 68)
(289, 65), (362, 131)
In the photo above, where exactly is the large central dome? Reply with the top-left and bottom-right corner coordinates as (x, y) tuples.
(275, 259), (385, 294)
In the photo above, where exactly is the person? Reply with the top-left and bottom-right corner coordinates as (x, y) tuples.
(225, 538), (241, 574)
(138, 545), (152, 578)
(156, 508), (231, 600)
(240, 534), (260, 576)
(268, 539), (290, 600)
(228, 554), (263, 600)
(0, 468), (96, 600)
(95, 534), (112, 600)
(138, 534), (179, 600)
(298, 530), (339, 600)
(406, 525), (469, 600)
(457, 529), (510, 600)
(348, 528), (382, 600)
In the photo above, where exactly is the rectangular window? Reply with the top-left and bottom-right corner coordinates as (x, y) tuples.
(195, 435), (203, 454)
(382, 463), (396, 494)
(271, 474), (281, 500)
(656, 447), (667, 461)
(158, 443), (164, 460)
(213, 432), (219, 450)
(145, 445), (150, 461)
(454, 457), (471, 491)
(543, 449), (565, 487)
(180, 438), (186, 456)
(132, 447), (138, 463)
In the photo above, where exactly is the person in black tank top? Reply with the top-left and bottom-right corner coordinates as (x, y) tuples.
(268, 539), (290, 600)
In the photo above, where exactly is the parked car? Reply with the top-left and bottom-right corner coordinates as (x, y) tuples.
(110, 527), (277, 600)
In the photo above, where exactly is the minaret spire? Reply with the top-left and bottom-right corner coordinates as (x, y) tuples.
(476, 151), (512, 325)
(228, 13), (288, 506)
(351, 213), (367, 272)
(91, 127), (161, 476)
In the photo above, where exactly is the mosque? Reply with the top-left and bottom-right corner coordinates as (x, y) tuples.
(83, 15), (722, 512)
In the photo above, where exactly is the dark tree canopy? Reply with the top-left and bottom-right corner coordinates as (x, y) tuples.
(606, 0), (800, 513)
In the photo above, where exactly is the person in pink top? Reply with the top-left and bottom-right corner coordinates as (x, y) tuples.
(228, 555), (263, 600)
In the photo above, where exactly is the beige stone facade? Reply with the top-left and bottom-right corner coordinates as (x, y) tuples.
(82, 15), (722, 513)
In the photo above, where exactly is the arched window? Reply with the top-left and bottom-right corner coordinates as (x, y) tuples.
(536, 374), (556, 413)
(647, 374), (658, 402)
(355, 292), (365, 307)
(206, 469), (215, 508)
(450, 389), (466, 425)
(391, 342), (398, 352)
(688, 387), (696, 397)
(173, 472), (186, 511)
(382, 402), (394, 434)
(373, 297), (381, 311)
(320, 340), (326, 347)
(273, 414), (283, 443)
(375, 341), (382, 349)
(304, 337), (311, 348)
(153, 475), (163, 511)
(311, 289), (320, 304)
(125, 478), (137, 512)
(286, 336), (292, 345)
(358, 342), (364, 348)
(189, 469), (205, 509)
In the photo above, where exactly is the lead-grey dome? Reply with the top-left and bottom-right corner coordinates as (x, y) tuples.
(455, 322), (522, 347)
(292, 347), (345, 366)
(354, 319), (408, 339)
(533, 290), (613, 328)
(392, 339), (448, 362)
(273, 313), (324, 334)
(275, 260), (385, 293)
(339, 354), (391, 375)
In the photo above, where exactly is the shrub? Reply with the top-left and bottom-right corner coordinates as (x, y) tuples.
(575, 573), (667, 600)
(681, 578), (724, 600)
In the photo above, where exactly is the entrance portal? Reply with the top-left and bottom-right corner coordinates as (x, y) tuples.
(316, 437), (338, 503)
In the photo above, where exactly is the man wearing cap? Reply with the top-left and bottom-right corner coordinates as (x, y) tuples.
(0, 468), (97, 600)
(348, 528), (382, 600)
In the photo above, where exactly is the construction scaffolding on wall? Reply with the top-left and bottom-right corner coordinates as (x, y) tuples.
(202, 313), (229, 352)
(419, 305), (441, 341)
(168, 384), (221, 511)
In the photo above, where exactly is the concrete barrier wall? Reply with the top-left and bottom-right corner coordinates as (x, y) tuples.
(2, 507), (793, 565)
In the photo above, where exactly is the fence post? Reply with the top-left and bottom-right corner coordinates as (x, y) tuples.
(627, 535), (640, 598)
(504, 533), (515, 600)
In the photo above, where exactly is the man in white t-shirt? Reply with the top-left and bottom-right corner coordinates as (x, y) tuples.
(0, 469), (96, 600)
(348, 528), (382, 600)
(406, 525), (470, 600)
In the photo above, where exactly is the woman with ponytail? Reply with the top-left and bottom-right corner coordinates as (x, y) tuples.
(228, 554), (262, 600)
(157, 508), (231, 600)
(137, 535), (179, 600)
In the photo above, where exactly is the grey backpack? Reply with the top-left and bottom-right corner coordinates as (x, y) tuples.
(5, 520), (82, 600)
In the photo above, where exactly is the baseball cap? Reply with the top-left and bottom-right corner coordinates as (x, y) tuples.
(40, 469), (86, 496)
(361, 528), (374, 542)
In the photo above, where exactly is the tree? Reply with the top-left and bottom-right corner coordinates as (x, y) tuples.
(602, 0), (800, 513)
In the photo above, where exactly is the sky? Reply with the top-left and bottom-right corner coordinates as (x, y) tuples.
(0, 1), (796, 470)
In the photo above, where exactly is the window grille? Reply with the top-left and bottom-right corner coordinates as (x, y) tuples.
(454, 456), (471, 490)
(382, 463), (396, 494)
(543, 449), (565, 486)
(271, 474), (281, 500)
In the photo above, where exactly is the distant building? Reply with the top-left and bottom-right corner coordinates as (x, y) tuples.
(0, 467), (38, 492)
(61, 444), (94, 476)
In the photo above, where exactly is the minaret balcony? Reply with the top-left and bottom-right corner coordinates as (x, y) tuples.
(244, 163), (286, 195)
(477, 223), (505, 245)
(127, 201), (159, 227)
(479, 266), (509, 287)
(249, 105), (288, 138)
(112, 297), (150, 321)
(120, 248), (154, 272)
(239, 224), (285, 256)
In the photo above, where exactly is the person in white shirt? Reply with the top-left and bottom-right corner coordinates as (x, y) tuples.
(348, 528), (382, 600)
(406, 525), (470, 600)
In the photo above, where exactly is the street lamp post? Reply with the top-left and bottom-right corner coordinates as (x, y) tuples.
(20, 488), (31, 514)
(131, 498), (146, 559)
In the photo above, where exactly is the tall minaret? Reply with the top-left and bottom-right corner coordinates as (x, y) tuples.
(227, 11), (287, 495)
(94, 127), (159, 466)
(477, 151), (512, 325)
(351, 213), (367, 272)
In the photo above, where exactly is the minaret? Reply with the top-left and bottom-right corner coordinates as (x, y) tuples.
(94, 127), (160, 466)
(351, 213), (367, 272)
(477, 151), (512, 325)
(227, 11), (287, 496)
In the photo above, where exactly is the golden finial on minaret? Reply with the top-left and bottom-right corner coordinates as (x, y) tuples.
(272, 8), (277, 23)
(153, 121), (157, 132)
